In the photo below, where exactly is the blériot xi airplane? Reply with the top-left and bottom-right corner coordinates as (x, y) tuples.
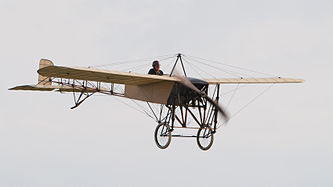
(9, 53), (304, 151)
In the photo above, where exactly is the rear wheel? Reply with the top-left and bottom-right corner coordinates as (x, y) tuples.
(154, 123), (172, 149)
(196, 126), (214, 151)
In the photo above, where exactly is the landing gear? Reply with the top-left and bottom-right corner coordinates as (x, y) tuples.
(154, 123), (172, 149)
(196, 126), (214, 151)
(153, 82), (220, 151)
(154, 123), (215, 151)
(152, 56), (223, 151)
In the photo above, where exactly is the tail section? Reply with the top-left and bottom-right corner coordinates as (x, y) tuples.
(9, 59), (57, 91)
(38, 59), (54, 85)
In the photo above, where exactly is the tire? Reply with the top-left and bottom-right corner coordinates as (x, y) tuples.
(196, 126), (214, 151)
(154, 123), (172, 149)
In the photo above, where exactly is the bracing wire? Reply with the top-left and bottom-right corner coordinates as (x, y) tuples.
(184, 55), (246, 78)
(82, 53), (279, 124)
(226, 84), (240, 108)
(116, 86), (158, 121)
(217, 83), (275, 129)
(90, 53), (176, 68)
(222, 84), (248, 96)
(122, 55), (177, 72)
(164, 58), (175, 71)
(111, 96), (156, 120)
(182, 58), (210, 78)
(185, 54), (279, 77)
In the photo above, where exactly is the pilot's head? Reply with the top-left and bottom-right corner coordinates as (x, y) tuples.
(152, 60), (160, 71)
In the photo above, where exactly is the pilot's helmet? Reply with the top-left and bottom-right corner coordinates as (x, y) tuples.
(152, 60), (160, 67)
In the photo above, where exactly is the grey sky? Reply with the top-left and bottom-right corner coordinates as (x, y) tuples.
(0, 0), (332, 186)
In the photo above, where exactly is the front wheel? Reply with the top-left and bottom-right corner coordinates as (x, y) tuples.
(154, 123), (172, 149)
(196, 126), (214, 151)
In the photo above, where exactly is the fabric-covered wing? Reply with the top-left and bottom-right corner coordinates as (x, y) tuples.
(38, 66), (179, 85)
(203, 77), (305, 84)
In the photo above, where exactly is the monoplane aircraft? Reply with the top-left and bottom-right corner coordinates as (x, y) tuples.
(10, 54), (304, 150)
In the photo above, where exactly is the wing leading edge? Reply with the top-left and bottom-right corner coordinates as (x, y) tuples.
(38, 66), (179, 85)
(203, 77), (305, 84)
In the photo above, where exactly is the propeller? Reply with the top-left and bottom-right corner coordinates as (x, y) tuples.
(176, 76), (230, 123)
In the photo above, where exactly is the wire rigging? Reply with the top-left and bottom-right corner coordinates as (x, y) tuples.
(83, 53), (279, 125)
(226, 84), (240, 108)
(90, 53), (176, 68)
(217, 83), (275, 129)
(111, 96), (156, 120)
(185, 54), (279, 77)
(184, 55), (246, 78)
(183, 58), (213, 79)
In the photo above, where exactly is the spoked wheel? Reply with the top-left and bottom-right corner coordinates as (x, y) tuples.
(154, 123), (172, 149)
(196, 126), (214, 151)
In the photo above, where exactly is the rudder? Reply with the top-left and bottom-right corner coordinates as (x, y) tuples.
(38, 59), (54, 85)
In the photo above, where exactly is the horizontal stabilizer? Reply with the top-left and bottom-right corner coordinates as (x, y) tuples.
(9, 85), (57, 91)
(9, 84), (108, 93)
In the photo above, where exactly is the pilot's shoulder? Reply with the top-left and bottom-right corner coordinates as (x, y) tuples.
(148, 68), (155, 74)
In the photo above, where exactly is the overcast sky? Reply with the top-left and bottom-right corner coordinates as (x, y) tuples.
(1, 0), (332, 186)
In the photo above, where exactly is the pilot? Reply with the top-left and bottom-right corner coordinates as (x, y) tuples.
(148, 60), (164, 75)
